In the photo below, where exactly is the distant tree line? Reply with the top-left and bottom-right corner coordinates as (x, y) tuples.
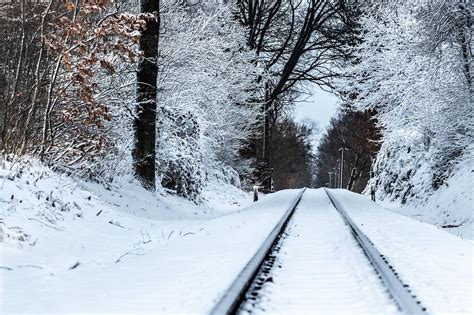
(314, 108), (380, 193)
(272, 117), (318, 190)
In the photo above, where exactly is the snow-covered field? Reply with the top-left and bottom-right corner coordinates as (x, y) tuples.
(0, 160), (304, 314)
(1, 161), (472, 314)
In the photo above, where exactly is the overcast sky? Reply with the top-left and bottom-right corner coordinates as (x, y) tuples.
(294, 84), (340, 142)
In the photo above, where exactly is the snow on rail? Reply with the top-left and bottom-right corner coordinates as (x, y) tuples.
(210, 188), (306, 315)
(239, 189), (397, 314)
(324, 188), (428, 315)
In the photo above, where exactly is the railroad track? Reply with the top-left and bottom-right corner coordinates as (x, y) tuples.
(210, 188), (306, 315)
(325, 189), (428, 315)
(210, 188), (428, 315)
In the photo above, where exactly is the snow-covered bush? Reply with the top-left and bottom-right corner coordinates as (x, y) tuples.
(158, 108), (203, 201)
(370, 130), (429, 204)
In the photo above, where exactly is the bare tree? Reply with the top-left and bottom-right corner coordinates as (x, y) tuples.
(272, 117), (317, 190)
(236, 0), (359, 191)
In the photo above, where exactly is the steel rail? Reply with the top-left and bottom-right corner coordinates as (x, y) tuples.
(324, 188), (429, 315)
(210, 188), (306, 315)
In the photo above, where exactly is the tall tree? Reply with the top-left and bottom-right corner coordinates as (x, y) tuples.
(133, 0), (160, 190)
(236, 0), (359, 191)
(156, 2), (258, 200)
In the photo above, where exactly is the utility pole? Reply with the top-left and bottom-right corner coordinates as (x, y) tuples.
(338, 147), (348, 189)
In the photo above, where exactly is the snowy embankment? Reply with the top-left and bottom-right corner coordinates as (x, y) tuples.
(0, 160), (300, 314)
(378, 163), (473, 240)
(330, 190), (473, 315)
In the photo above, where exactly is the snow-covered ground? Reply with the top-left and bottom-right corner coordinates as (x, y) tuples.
(331, 189), (473, 315)
(240, 189), (472, 315)
(382, 166), (473, 240)
(1, 161), (472, 314)
(373, 155), (473, 240)
(0, 160), (304, 314)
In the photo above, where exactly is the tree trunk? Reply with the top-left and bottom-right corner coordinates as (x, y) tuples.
(133, 0), (160, 191)
(262, 99), (273, 192)
(459, 6), (472, 94)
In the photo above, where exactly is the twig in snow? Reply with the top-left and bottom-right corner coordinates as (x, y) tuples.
(441, 223), (464, 228)
(108, 220), (125, 228)
(0, 266), (13, 271)
(140, 228), (152, 244)
(96, 210), (103, 216)
(115, 248), (144, 263)
(167, 230), (174, 239)
(69, 262), (80, 270)
(182, 232), (195, 237)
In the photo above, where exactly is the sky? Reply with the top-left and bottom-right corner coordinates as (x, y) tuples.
(294, 84), (340, 142)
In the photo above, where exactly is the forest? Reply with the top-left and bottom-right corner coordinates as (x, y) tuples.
(0, 0), (472, 222)
(0, 1), (472, 314)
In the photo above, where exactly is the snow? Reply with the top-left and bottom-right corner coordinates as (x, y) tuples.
(330, 189), (474, 315)
(379, 165), (473, 240)
(1, 159), (472, 314)
(0, 160), (302, 314)
(346, 0), (471, 244)
(248, 189), (398, 314)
